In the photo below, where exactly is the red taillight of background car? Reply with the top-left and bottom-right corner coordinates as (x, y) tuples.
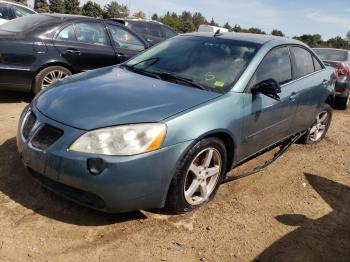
(335, 66), (350, 79)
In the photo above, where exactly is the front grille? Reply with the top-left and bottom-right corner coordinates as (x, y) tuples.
(22, 112), (36, 140)
(31, 125), (63, 150)
(28, 168), (106, 210)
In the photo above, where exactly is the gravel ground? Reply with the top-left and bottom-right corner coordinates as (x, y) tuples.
(0, 91), (349, 262)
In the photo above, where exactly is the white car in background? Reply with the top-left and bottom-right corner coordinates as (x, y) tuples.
(0, 1), (36, 25)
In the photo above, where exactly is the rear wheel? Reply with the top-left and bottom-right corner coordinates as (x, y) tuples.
(166, 137), (227, 214)
(33, 66), (72, 94)
(334, 93), (349, 110)
(299, 104), (332, 144)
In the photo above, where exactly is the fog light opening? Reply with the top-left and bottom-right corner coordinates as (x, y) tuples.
(87, 158), (106, 176)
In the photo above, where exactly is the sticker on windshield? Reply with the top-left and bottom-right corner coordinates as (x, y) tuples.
(214, 81), (225, 88)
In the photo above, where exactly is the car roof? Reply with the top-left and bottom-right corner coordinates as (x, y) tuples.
(185, 32), (304, 45)
(111, 17), (164, 25)
(0, 0), (37, 12)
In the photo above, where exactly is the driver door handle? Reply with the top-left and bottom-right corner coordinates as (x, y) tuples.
(289, 92), (297, 102)
(65, 48), (81, 55)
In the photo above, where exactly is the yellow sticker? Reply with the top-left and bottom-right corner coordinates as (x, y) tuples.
(214, 81), (225, 87)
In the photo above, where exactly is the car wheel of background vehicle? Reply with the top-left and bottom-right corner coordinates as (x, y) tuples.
(165, 137), (227, 214)
(33, 66), (72, 94)
(334, 93), (349, 110)
(299, 104), (333, 144)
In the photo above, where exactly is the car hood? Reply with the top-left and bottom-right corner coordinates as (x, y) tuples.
(35, 66), (221, 130)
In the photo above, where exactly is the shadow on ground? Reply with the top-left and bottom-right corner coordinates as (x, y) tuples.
(0, 91), (33, 103)
(255, 173), (350, 261)
(0, 137), (146, 226)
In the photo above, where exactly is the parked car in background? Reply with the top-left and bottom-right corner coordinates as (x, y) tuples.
(313, 48), (350, 109)
(110, 18), (177, 46)
(0, 0), (36, 25)
(17, 33), (335, 214)
(0, 14), (148, 94)
(198, 24), (229, 33)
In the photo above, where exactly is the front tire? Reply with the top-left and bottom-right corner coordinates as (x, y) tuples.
(299, 104), (333, 144)
(165, 137), (227, 214)
(33, 66), (72, 94)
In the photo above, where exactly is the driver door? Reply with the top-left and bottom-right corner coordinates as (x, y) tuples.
(241, 46), (299, 159)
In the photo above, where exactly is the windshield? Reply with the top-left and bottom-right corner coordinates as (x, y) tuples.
(124, 35), (260, 93)
(0, 14), (52, 33)
(314, 49), (348, 62)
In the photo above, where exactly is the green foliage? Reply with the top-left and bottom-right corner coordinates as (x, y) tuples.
(209, 18), (218, 26)
(271, 29), (284, 37)
(49, 0), (64, 13)
(151, 13), (159, 21)
(293, 34), (350, 49)
(103, 1), (129, 18)
(223, 22), (232, 32)
(192, 12), (207, 29)
(81, 1), (103, 17)
(64, 0), (80, 14)
(347, 31), (350, 42)
(34, 0), (50, 13)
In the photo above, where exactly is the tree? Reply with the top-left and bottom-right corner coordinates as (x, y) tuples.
(81, 1), (103, 17)
(271, 29), (284, 37)
(49, 0), (64, 13)
(192, 12), (207, 29)
(223, 22), (232, 32)
(133, 11), (145, 19)
(103, 1), (129, 18)
(64, 0), (80, 14)
(151, 13), (159, 21)
(247, 27), (266, 34)
(209, 18), (218, 26)
(293, 34), (322, 47)
(347, 31), (350, 42)
(34, 0), (50, 13)
(178, 11), (195, 33)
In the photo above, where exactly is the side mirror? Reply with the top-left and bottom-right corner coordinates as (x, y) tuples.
(251, 78), (281, 100)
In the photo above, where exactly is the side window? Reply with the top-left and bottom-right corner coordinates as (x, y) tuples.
(56, 25), (77, 41)
(13, 5), (35, 18)
(75, 22), (108, 46)
(291, 47), (315, 78)
(130, 22), (147, 34)
(0, 3), (10, 19)
(250, 47), (292, 88)
(108, 25), (145, 51)
(313, 56), (323, 71)
(163, 26), (176, 38)
(149, 23), (163, 37)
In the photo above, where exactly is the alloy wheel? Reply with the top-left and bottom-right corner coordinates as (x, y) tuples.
(41, 70), (69, 90)
(184, 148), (222, 205)
(309, 111), (329, 142)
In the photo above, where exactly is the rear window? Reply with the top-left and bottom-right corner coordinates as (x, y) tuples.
(0, 14), (52, 33)
(130, 22), (147, 34)
(314, 49), (348, 61)
(149, 23), (163, 37)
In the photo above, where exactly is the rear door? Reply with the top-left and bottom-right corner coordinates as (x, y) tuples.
(241, 46), (298, 158)
(54, 21), (117, 72)
(290, 46), (330, 131)
(105, 22), (146, 63)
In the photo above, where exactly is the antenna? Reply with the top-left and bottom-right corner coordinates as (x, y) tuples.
(214, 29), (221, 37)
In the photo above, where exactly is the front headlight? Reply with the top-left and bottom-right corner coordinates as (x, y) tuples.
(69, 123), (167, 156)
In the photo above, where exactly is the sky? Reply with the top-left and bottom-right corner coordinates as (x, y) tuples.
(28, 0), (350, 40)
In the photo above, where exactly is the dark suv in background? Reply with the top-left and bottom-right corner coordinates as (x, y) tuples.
(110, 18), (177, 46)
(313, 48), (350, 109)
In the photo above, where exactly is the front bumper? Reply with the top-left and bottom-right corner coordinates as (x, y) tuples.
(16, 105), (192, 213)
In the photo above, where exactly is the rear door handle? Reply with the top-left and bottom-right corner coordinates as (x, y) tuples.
(289, 92), (297, 102)
(117, 53), (127, 59)
(65, 49), (81, 55)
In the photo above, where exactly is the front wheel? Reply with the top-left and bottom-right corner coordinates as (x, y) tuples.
(299, 104), (333, 144)
(165, 137), (227, 214)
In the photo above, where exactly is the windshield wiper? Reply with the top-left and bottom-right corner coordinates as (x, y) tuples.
(160, 73), (206, 90)
(128, 57), (160, 69)
(122, 65), (161, 80)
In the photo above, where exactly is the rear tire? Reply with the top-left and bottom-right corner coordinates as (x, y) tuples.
(33, 66), (72, 95)
(165, 137), (227, 214)
(299, 104), (332, 144)
(334, 93), (349, 110)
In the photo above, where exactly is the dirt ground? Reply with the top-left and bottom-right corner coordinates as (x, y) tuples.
(0, 91), (349, 262)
